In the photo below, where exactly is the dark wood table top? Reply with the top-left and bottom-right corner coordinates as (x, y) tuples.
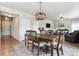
(30, 34), (63, 41)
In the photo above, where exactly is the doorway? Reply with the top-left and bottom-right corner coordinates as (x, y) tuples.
(0, 15), (17, 56)
(1, 15), (13, 39)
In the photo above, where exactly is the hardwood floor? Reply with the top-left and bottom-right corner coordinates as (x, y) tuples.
(0, 36), (18, 56)
(0, 35), (79, 56)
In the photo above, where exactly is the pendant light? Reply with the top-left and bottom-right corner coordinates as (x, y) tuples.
(35, 2), (46, 20)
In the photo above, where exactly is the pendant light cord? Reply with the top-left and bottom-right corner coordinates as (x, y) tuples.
(40, 2), (42, 12)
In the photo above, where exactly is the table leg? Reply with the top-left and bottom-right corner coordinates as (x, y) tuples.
(50, 41), (53, 56)
(37, 39), (40, 56)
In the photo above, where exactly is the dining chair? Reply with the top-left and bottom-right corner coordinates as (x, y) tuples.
(25, 30), (46, 55)
(41, 30), (53, 53)
(39, 30), (46, 34)
(25, 30), (34, 48)
(31, 32), (47, 56)
(53, 31), (64, 56)
(63, 29), (69, 35)
(55, 29), (69, 35)
(47, 31), (64, 56)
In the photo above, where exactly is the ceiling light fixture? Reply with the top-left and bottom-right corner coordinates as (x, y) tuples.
(35, 2), (46, 20)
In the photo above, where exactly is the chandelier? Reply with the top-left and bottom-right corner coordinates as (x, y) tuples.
(35, 2), (46, 20)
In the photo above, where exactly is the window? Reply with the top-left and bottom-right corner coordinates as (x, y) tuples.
(72, 21), (79, 32)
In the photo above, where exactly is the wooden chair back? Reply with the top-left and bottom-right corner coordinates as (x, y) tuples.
(46, 30), (53, 35)
(26, 30), (37, 40)
(54, 30), (64, 48)
(40, 30), (46, 34)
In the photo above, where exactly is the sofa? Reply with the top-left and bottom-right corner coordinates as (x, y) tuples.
(65, 30), (79, 43)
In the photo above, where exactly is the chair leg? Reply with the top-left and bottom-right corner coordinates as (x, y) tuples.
(57, 49), (59, 56)
(27, 42), (29, 49)
(25, 41), (26, 46)
(60, 46), (63, 55)
(25, 35), (26, 46)
(31, 43), (34, 52)
(37, 47), (39, 56)
(50, 41), (53, 56)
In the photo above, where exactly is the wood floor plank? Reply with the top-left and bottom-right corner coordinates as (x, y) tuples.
(0, 36), (17, 56)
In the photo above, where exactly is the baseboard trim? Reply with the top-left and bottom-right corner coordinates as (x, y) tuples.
(1, 35), (24, 42)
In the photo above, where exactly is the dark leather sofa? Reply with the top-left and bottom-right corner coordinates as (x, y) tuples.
(65, 30), (79, 43)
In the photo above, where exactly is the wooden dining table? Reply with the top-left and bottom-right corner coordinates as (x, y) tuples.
(30, 34), (63, 56)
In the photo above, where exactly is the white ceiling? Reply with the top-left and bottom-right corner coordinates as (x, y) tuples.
(0, 2), (79, 20)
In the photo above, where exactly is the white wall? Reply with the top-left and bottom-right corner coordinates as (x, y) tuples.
(31, 19), (54, 33)
(11, 17), (19, 40)
(19, 14), (32, 41)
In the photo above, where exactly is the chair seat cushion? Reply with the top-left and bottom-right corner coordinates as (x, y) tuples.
(33, 42), (47, 47)
(47, 42), (62, 48)
(28, 40), (33, 43)
(47, 42), (57, 46)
